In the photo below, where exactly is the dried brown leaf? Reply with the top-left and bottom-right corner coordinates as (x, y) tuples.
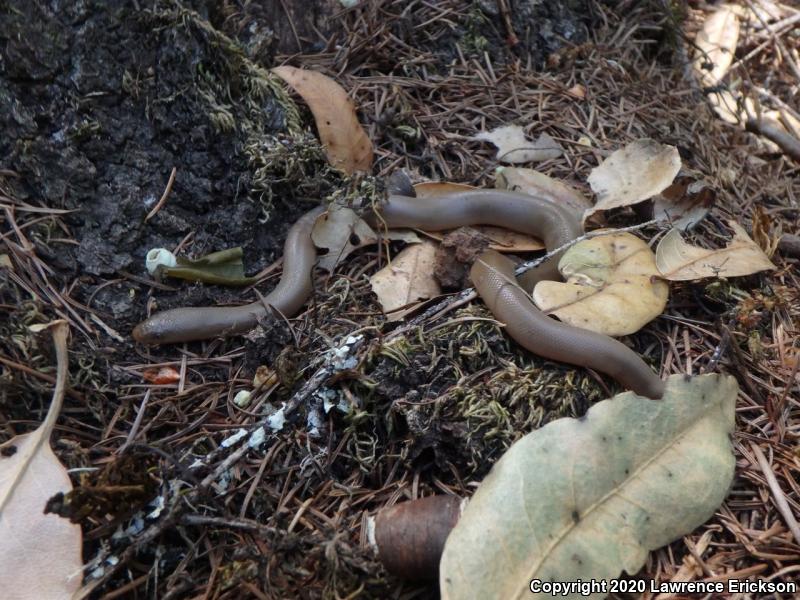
(652, 176), (716, 230)
(311, 205), (378, 272)
(655, 221), (776, 281)
(369, 240), (441, 321)
(585, 140), (681, 221)
(473, 125), (563, 164)
(272, 66), (373, 174)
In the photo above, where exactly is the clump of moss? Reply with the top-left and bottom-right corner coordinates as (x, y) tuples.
(461, 5), (491, 56)
(350, 305), (604, 479)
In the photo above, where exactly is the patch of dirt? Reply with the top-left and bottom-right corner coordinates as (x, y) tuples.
(1, 0), (337, 341)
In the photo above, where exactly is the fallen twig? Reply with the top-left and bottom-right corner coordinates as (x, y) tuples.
(145, 167), (177, 222)
(746, 117), (800, 161)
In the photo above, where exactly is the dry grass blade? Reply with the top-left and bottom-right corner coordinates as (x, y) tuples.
(749, 443), (800, 546)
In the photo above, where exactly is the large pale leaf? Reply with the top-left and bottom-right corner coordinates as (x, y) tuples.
(440, 373), (737, 600)
(693, 5), (740, 87)
(272, 66), (373, 174)
(585, 140), (681, 221)
(533, 233), (668, 336)
(655, 221), (776, 281)
(0, 321), (83, 600)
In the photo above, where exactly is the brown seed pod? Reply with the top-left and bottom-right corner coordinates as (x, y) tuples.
(371, 495), (466, 580)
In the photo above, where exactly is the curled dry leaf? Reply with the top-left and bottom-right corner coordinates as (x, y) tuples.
(473, 125), (563, 164)
(495, 166), (592, 218)
(312, 205), (420, 271)
(652, 175), (716, 230)
(694, 5), (740, 87)
(369, 240), (441, 321)
(566, 84), (586, 99)
(750, 206), (781, 258)
(440, 373), (737, 600)
(585, 140), (681, 221)
(656, 221), (776, 281)
(311, 205), (378, 271)
(271, 66), (373, 174)
(370, 495), (466, 581)
(0, 321), (83, 600)
(415, 182), (543, 251)
(533, 233), (668, 337)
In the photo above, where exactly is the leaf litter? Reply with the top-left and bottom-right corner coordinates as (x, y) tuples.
(1, 2), (798, 598)
(441, 373), (737, 599)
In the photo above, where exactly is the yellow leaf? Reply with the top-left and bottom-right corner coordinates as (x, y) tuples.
(533, 233), (668, 336)
(272, 66), (373, 174)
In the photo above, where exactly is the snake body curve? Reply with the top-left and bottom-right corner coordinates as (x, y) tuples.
(132, 190), (664, 398)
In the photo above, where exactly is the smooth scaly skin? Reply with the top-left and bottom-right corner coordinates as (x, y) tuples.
(363, 190), (582, 287)
(132, 190), (664, 398)
(470, 250), (665, 399)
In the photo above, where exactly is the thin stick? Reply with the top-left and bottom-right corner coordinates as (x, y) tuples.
(749, 443), (800, 546)
(145, 167), (177, 222)
(745, 118), (800, 161)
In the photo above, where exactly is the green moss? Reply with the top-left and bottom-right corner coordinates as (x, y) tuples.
(460, 4), (490, 56)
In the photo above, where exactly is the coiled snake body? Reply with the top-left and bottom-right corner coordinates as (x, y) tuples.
(133, 189), (664, 399)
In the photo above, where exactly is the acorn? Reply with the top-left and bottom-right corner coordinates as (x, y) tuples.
(369, 495), (467, 580)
